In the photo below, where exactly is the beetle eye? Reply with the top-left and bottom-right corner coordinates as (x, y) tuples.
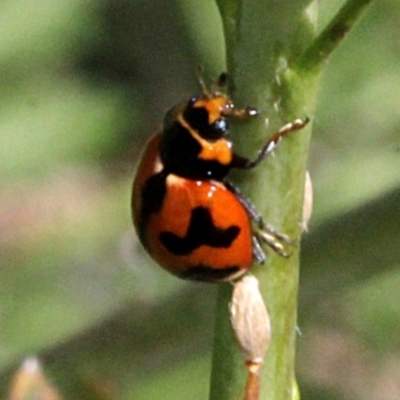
(188, 97), (198, 105)
(209, 118), (228, 138)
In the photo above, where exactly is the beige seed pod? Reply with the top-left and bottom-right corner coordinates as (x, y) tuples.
(301, 170), (313, 232)
(230, 275), (271, 365)
(9, 357), (63, 400)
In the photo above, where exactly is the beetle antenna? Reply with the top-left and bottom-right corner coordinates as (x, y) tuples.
(196, 66), (209, 95)
(217, 72), (228, 88)
(210, 72), (228, 93)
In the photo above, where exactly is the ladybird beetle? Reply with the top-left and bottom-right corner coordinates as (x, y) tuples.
(132, 73), (308, 282)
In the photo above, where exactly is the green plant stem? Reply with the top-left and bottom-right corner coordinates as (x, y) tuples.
(209, 1), (375, 399)
(210, 2), (318, 400)
(295, 0), (375, 72)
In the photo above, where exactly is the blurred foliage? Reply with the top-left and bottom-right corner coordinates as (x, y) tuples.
(0, 0), (399, 399)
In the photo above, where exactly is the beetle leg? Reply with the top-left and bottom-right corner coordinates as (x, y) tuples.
(225, 181), (293, 259)
(254, 230), (290, 258)
(231, 118), (309, 169)
(252, 235), (266, 264)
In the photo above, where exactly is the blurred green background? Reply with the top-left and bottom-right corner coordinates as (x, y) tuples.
(0, 0), (399, 399)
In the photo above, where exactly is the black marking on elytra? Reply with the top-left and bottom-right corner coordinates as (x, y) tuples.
(177, 265), (241, 281)
(139, 171), (167, 241)
(159, 206), (240, 255)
